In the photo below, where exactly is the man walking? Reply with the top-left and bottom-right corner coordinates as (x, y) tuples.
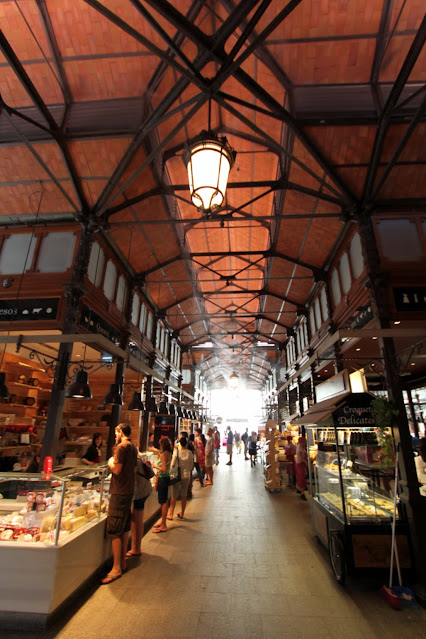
(241, 428), (249, 460)
(102, 423), (137, 584)
(204, 427), (215, 485)
(226, 427), (234, 465)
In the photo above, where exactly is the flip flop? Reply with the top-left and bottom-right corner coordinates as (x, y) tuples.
(166, 516), (173, 520)
(101, 573), (122, 585)
(177, 513), (184, 519)
(126, 551), (142, 557)
(153, 522), (161, 528)
(153, 528), (167, 533)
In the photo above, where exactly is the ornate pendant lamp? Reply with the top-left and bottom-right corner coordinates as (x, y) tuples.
(183, 130), (236, 215)
(66, 369), (92, 399)
(229, 371), (239, 389)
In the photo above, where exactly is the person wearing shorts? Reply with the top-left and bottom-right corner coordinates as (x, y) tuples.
(153, 436), (172, 532)
(102, 423), (137, 584)
(127, 452), (153, 557)
(204, 427), (215, 485)
(167, 436), (194, 520)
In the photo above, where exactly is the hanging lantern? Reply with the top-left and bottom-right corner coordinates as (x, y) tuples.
(183, 131), (236, 214)
(229, 371), (239, 389)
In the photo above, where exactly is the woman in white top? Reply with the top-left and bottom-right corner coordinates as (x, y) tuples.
(167, 436), (194, 520)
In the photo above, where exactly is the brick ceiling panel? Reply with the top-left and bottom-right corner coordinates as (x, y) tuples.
(299, 219), (343, 266)
(380, 35), (426, 83)
(374, 165), (426, 199)
(0, 1), (49, 57)
(281, 190), (321, 218)
(48, 0), (167, 56)
(0, 180), (76, 216)
(258, 0), (383, 39)
(269, 260), (303, 281)
(82, 179), (108, 207)
(335, 167), (368, 198)
(288, 139), (335, 194)
(269, 39), (376, 85)
(0, 64), (63, 107)
(381, 123), (426, 163)
(0, 143), (68, 181)
(69, 138), (131, 178)
(64, 57), (158, 101)
(307, 125), (376, 166)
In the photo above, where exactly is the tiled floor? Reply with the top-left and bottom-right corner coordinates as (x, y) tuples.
(6, 451), (426, 638)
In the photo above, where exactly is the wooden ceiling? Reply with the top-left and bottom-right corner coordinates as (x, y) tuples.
(0, 1), (425, 389)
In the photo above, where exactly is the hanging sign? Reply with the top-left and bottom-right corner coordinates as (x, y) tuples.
(79, 305), (120, 344)
(332, 393), (375, 428)
(393, 287), (426, 312)
(0, 298), (59, 321)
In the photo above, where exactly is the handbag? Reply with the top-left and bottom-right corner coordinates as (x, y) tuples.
(140, 459), (155, 480)
(169, 450), (181, 485)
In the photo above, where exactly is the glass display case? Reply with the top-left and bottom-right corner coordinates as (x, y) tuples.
(306, 423), (411, 584)
(315, 449), (396, 523)
(0, 466), (109, 545)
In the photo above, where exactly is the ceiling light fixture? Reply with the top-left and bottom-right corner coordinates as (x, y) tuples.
(229, 371), (239, 389)
(66, 369), (92, 400)
(183, 100), (236, 215)
(104, 382), (123, 405)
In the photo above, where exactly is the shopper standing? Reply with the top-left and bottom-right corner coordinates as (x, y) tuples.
(214, 427), (221, 465)
(153, 437), (172, 532)
(295, 435), (308, 500)
(204, 427), (215, 485)
(241, 428), (249, 460)
(226, 427), (234, 465)
(102, 423), (137, 584)
(168, 436), (194, 518)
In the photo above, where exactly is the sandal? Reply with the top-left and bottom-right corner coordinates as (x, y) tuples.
(101, 573), (122, 585)
(126, 551), (142, 557)
(177, 513), (184, 519)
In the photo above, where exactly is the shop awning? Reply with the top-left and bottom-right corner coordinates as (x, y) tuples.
(291, 391), (351, 425)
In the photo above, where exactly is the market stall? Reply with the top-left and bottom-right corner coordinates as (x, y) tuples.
(293, 392), (412, 583)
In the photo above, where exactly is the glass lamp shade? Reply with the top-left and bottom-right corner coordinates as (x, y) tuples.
(229, 372), (239, 389)
(66, 369), (92, 399)
(128, 392), (145, 412)
(183, 131), (236, 213)
(104, 383), (123, 405)
(0, 372), (10, 399)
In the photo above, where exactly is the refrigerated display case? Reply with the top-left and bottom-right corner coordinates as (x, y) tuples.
(0, 467), (112, 629)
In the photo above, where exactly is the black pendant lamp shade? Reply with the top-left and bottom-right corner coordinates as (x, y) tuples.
(66, 369), (92, 399)
(159, 399), (169, 414)
(0, 372), (10, 399)
(176, 405), (184, 418)
(128, 391), (145, 411)
(169, 403), (176, 416)
(147, 396), (158, 414)
(104, 383), (123, 405)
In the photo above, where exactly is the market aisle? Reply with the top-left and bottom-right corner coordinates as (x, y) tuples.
(7, 450), (426, 639)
